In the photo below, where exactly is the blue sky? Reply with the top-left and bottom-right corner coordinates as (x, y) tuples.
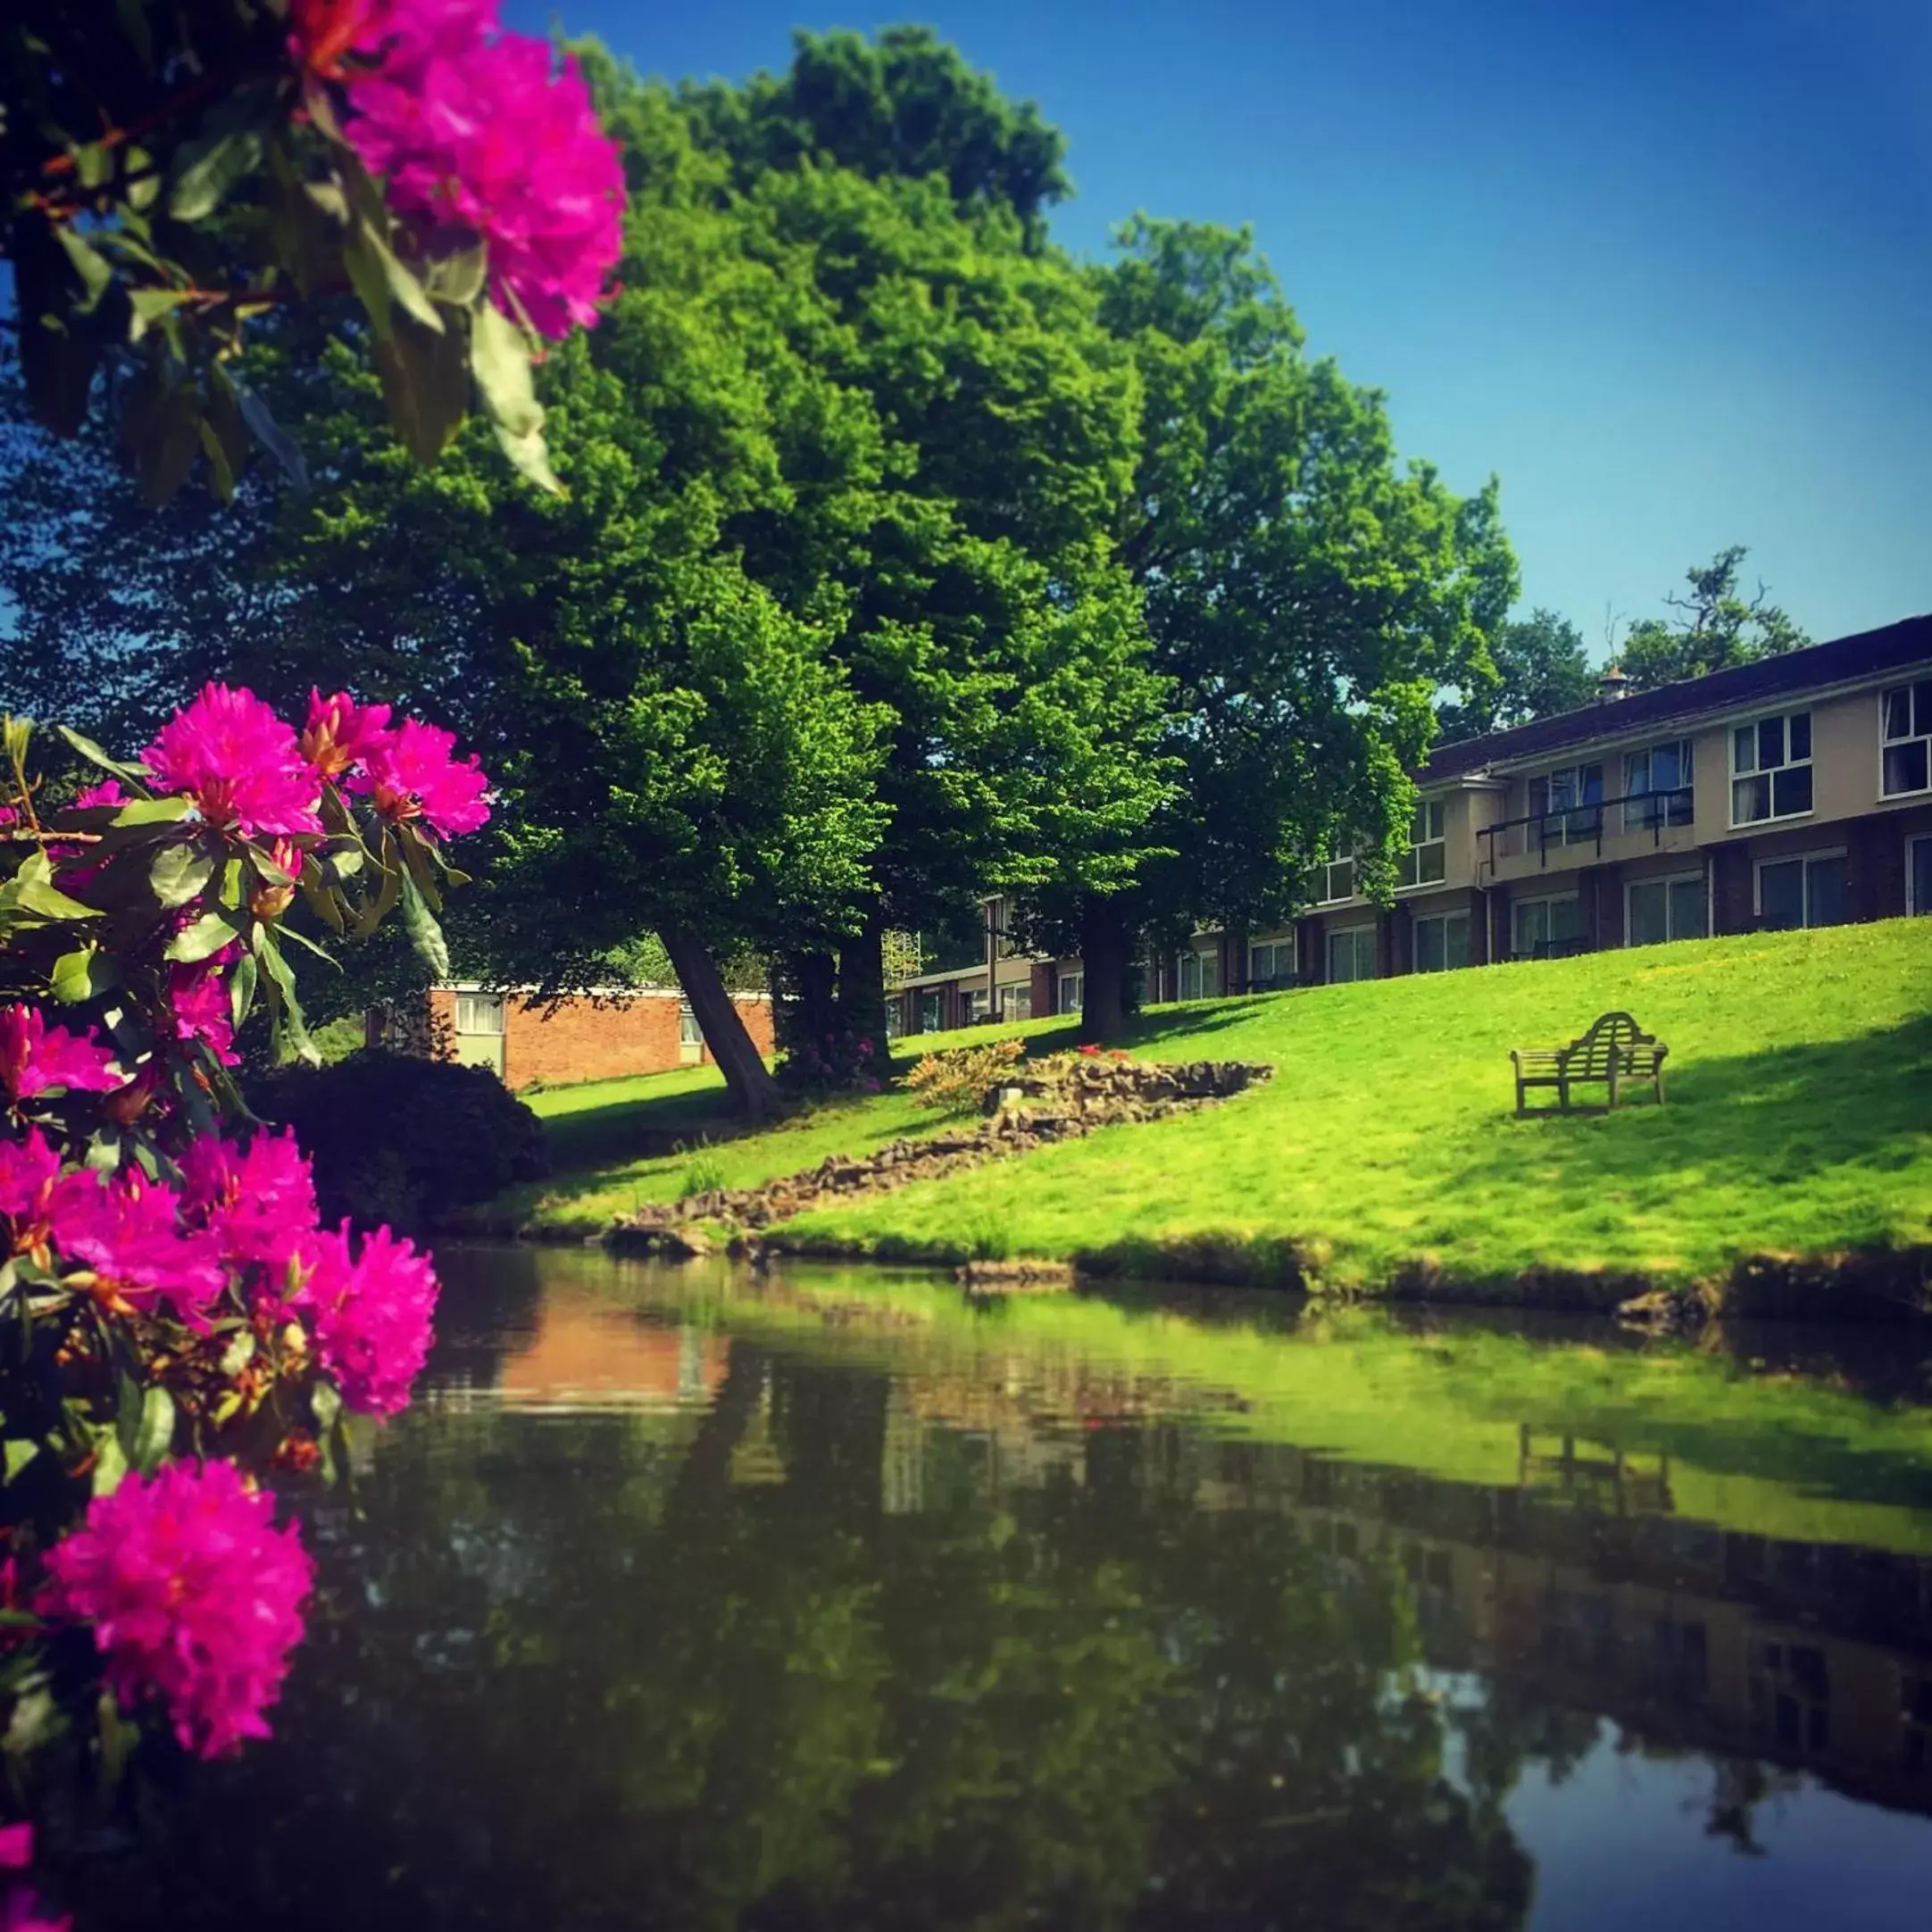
(510, 0), (1932, 654)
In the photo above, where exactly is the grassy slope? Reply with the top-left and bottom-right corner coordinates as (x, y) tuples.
(497, 920), (1932, 1289)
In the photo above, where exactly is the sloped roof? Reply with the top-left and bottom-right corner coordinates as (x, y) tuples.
(1421, 612), (1932, 783)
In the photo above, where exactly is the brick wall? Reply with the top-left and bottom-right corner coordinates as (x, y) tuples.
(1030, 961), (1057, 1017)
(1710, 845), (1753, 936)
(1845, 812), (1906, 922)
(486, 992), (774, 1090)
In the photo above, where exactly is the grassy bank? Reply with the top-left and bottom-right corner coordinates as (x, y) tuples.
(488, 920), (1932, 1298)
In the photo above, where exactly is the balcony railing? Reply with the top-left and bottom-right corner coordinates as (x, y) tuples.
(1477, 786), (1693, 879)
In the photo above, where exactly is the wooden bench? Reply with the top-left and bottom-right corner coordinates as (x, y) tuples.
(1511, 1010), (1668, 1114)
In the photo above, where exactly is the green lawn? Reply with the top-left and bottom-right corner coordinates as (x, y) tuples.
(491, 919), (1932, 1292)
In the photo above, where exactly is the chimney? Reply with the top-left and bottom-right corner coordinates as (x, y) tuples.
(1597, 662), (1630, 703)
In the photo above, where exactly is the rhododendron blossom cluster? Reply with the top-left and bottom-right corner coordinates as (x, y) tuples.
(38, 1461), (314, 1759)
(0, 1006), (123, 1107)
(304, 0), (626, 339)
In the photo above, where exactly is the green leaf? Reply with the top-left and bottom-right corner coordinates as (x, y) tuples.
(311, 1379), (342, 1437)
(169, 120), (265, 223)
(49, 944), (117, 1003)
(471, 301), (562, 492)
(373, 309), (470, 466)
(57, 726), (146, 787)
(8, 863), (98, 923)
(3, 1441), (38, 1481)
(12, 214), (101, 436)
(54, 227), (113, 311)
(229, 377), (310, 494)
(165, 909), (243, 962)
(425, 241), (487, 307)
(229, 950), (259, 1029)
(252, 928), (318, 1066)
(219, 1331), (255, 1379)
(126, 1386), (175, 1473)
(275, 921), (340, 970)
(90, 1431), (128, 1498)
(398, 869), (450, 978)
(111, 795), (190, 826)
(127, 286), (189, 343)
(149, 840), (215, 907)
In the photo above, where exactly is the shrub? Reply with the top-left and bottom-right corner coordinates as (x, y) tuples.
(252, 1050), (548, 1233)
(904, 1037), (1027, 1115)
(678, 1140), (728, 1200)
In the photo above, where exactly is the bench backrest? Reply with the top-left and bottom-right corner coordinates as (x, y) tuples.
(1565, 1011), (1650, 1074)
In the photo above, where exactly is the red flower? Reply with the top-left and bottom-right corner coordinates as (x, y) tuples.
(0, 1128), (61, 1264)
(46, 1169), (225, 1320)
(72, 779), (124, 812)
(1077, 1043), (1100, 1057)
(167, 961), (240, 1068)
(38, 1461), (312, 1760)
(348, 717), (490, 840)
(142, 684), (322, 840)
(296, 1221), (439, 1415)
(179, 1131), (319, 1274)
(0, 1004), (124, 1105)
(299, 688), (393, 782)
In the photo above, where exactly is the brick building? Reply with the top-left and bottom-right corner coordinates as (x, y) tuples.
(887, 611), (1932, 1030)
(371, 983), (776, 1091)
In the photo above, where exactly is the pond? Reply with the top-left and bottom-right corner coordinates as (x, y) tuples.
(59, 1246), (1932, 1930)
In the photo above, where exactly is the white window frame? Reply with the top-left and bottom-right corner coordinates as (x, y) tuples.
(1911, 835), (1932, 917)
(1729, 709), (1814, 828)
(1621, 739), (1695, 834)
(1623, 870), (1707, 948)
(997, 983), (1031, 1021)
(1395, 798), (1448, 891)
(1314, 848), (1357, 905)
(1529, 762), (1604, 846)
(454, 992), (504, 1035)
(1057, 972), (1083, 1016)
(1753, 846), (1847, 930)
(1411, 910), (1470, 974)
(1511, 893), (1583, 958)
(1879, 678), (1932, 800)
(1326, 925), (1376, 984)
(1248, 938), (1295, 985)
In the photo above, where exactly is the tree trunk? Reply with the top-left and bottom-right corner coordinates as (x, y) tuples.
(659, 924), (782, 1125)
(836, 908), (889, 1056)
(789, 948), (841, 1051)
(1078, 894), (1128, 1045)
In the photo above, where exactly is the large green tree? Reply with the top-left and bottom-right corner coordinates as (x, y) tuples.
(1437, 607), (1595, 741)
(1054, 218), (1517, 1036)
(1620, 545), (1811, 691)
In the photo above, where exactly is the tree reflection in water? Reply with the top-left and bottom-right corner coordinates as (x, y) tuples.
(48, 1254), (1932, 1930)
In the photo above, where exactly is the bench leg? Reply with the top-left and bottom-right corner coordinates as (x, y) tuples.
(1557, 1076), (1570, 1112)
(1608, 1064), (1620, 1111)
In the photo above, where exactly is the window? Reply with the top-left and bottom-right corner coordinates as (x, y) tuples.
(998, 984), (1031, 1021)
(1057, 972), (1083, 1016)
(964, 987), (991, 1023)
(1623, 740), (1695, 831)
(1412, 912), (1470, 973)
(1731, 711), (1813, 824)
(1513, 895), (1582, 958)
(1912, 837), (1932, 917)
(1396, 799), (1447, 888)
(1248, 939), (1295, 987)
(1757, 850), (1846, 931)
(1326, 927), (1376, 983)
(1178, 949), (1222, 1000)
(677, 1000), (702, 1047)
(1627, 873), (1706, 947)
(920, 993), (944, 1033)
(454, 993), (504, 1034)
(1529, 763), (1603, 845)
(1314, 848), (1356, 904)
(1881, 679), (1932, 797)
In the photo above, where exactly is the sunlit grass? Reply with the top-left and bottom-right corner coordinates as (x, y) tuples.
(489, 920), (1932, 1287)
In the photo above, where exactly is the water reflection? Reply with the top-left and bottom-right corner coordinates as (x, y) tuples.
(55, 1251), (1932, 1930)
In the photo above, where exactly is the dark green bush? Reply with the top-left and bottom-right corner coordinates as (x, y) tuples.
(251, 1050), (549, 1233)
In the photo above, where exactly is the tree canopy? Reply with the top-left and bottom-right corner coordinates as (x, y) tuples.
(1437, 607), (1595, 741)
(1620, 545), (1811, 691)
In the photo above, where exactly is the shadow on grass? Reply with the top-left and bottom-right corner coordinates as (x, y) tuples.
(542, 1085), (744, 1172)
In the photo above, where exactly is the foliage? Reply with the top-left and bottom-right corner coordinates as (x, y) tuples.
(1, 0), (623, 499)
(675, 1141), (727, 1201)
(1437, 607), (1596, 740)
(0, 678), (490, 1904)
(1620, 547), (1811, 691)
(779, 1028), (882, 1099)
(903, 1037), (1026, 1116)
(250, 1047), (546, 1232)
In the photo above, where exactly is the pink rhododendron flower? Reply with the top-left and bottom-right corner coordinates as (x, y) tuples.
(167, 961), (239, 1068)
(0, 1005), (124, 1104)
(142, 684), (322, 839)
(0, 1128), (61, 1263)
(297, 1222), (439, 1415)
(46, 1170), (225, 1320)
(342, 7), (624, 338)
(0, 1827), (29, 1871)
(179, 1131), (319, 1273)
(349, 717), (490, 839)
(37, 1461), (312, 1760)
(72, 779), (124, 812)
(299, 688), (393, 782)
